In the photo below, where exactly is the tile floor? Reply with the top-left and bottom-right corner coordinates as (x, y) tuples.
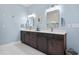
(0, 42), (45, 55)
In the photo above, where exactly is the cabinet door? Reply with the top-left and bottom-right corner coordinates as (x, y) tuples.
(29, 32), (37, 48)
(25, 32), (30, 45)
(21, 31), (26, 43)
(47, 34), (64, 55)
(37, 33), (47, 54)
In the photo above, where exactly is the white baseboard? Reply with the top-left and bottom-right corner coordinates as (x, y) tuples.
(0, 41), (21, 46)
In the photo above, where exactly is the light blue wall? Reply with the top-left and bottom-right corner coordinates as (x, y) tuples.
(0, 4), (28, 45)
(61, 4), (79, 54)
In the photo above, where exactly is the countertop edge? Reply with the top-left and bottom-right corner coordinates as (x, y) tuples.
(21, 29), (67, 35)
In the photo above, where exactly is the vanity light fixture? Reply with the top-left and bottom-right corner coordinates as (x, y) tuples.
(28, 13), (36, 18)
(45, 5), (61, 13)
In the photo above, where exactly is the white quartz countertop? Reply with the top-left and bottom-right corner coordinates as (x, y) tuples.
(21, 29), (67, 35)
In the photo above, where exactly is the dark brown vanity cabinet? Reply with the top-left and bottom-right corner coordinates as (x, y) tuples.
(21, 31), (26, 43)
(47, 34), (65, 55)
(21, 31), (66, 55)
(21, 31), (37, 48)
(37, 33), (47, 54)
(21, 31), (30, 45)
(29, 32), (37, 48)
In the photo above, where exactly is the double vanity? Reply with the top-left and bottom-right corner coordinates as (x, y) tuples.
(21, 29), (66, 55)
(20, 5), (67, 55)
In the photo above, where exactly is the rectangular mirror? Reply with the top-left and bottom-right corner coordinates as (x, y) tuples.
(46, 10), (60, 29)
(26, 13), (36, 30)
(47, 10), (59, 23)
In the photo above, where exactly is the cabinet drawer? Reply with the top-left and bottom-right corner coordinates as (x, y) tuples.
(47, 34), (56, 39)
(55, 35), (64, 40)
(37, 33), (47, 38)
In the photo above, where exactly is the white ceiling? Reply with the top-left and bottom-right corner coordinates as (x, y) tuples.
(21, 4), (56, 8)
(21, 4), (32, 7)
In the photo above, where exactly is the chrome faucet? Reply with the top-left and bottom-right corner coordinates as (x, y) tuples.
(51, 27), (53, 32)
